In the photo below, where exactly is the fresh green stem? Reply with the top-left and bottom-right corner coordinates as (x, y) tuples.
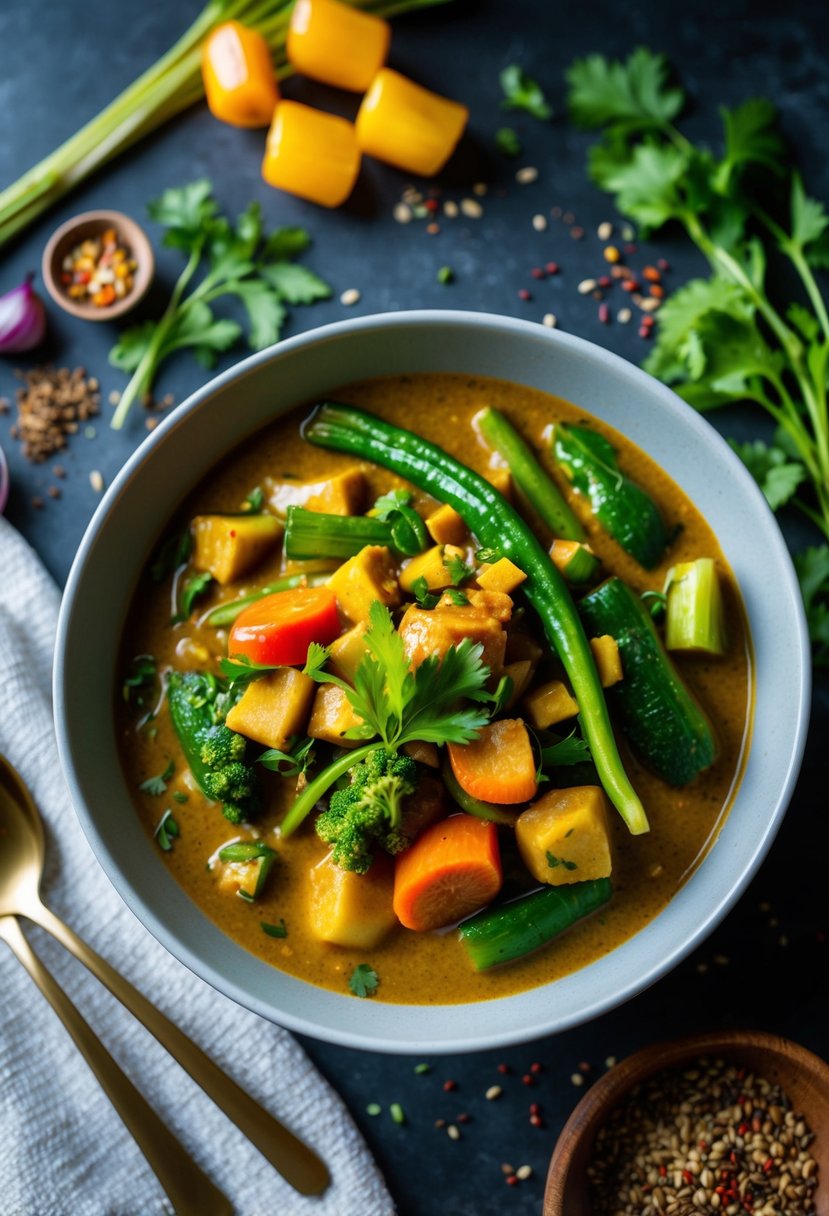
(280, 743), (379, 837)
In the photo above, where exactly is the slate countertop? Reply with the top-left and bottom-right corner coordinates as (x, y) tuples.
(2, 1), (828, 1212)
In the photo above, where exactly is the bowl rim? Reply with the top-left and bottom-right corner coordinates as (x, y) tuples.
(53, 309), (812, 1053)
(41, 208), (155, 321)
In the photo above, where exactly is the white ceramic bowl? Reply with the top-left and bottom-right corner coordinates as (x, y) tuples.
(54, 311), (811, 1053)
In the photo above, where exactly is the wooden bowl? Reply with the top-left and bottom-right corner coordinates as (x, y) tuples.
(544, 1030), (829, 1215)
(41, 209), (154, 321)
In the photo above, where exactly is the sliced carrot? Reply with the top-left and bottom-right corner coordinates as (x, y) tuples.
(393, 814), (502, 932)
(228, 586), (340, 666)
(446, 718), (538, 805)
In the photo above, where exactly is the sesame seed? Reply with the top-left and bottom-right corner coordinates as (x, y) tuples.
(515, 166), (539, 184)
(447, 1124), (461, 1140)
(473, 181), (488, 196)
(532, 214), (548, 232)
(340, 288), (361, 306)
(542, 313), (557, 328)
(443, 200), (459, 218)
(486, 1085), (503, 1100)
(89, 470), (104, 493)
(108, 390), (121, 406)
(605, 1057), (617, 1069)
(393, 203), (413, 224)
(571, 1073), (585, 1086)
(516, 1165), (533, 1180)
(460, 198), (483, 218)
(597, 221), (614, 240)
(603, 245), (621, 264)
(617, 308), (632, 324)
(578, 278), (598, 294)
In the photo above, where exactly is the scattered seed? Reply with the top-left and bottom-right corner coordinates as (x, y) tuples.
(9, 366), (101, 462)
(443, 1079), (457, 1092)
(571, 1072), (585, 1086)
(617, 308), (632, 324)
(570, 226), (585, 239)
(505, 1175), (518, 1186)
(486, 1085), (503, 1100)
(551, 206), (563, 219)
(532, 214), (548, 232)
(146, 417), (159, 431)
(563, 211), (575, 225)
(597, 221), (614, 241)
(340, 288), (361, 306)
(472, 181), (487, 196)
(31, 495), (44, 509)
(648, 862), (664, 878)
(621, 223), (636, 241)
(516, 1165), (533, 1181)
(531, 267), (546, 279)
(393, 202), (413, 224)
(457, 1112), (470, 1124)
(89, 470), (104, 493)
(605, 1057), (617, 1069)
(639, 297), (661, 312)
(530, 1062), (543, 1074)
(518, 288), (532, 301)
(460, 198), (483, 219)
(522, 1074), (535, 1086)
(366, 1103), (382, 1116)
(414, 1063), (431, 1075)
(542, 313), (557, 328)
(447, 1124), (460, 1140)
(643, 265), (661, 282)
(437, 266), (454, 284)
(603, 245), (621, 264)
(390, 1103), (405, 1125)
(515, 166), (539, 184)
(443, 200), (459, 218)
(47, 485), (61, 499)
(545, 261), (560, 275)
(501, 1163), (515, 1175)
(497, 1063), (510, 1074)
(598, 303), (610, 324)
(578, 278), (598, 294)
(426, 222), (440, 235)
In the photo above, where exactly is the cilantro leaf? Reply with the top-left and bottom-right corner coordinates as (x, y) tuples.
(715, 99), (785, 193)
(259, 737), (316, 778)
(175, 570), (213, 621)
(590, 141), (690, 233)
(445, 552), (473, 585)
(147, 178), (216, 251)
(546, 850), (579, 871)
(500, 64), (552, 121)
(540, 731), (592, 767)
(243, 486), (264, 513)
(150, 529), (192, 583)
(154, 809), (179, 852)
(261, 263), (332, 305)
(141, 760), (175, 797)
(794, 546), (829, 666)
(495, 127), (522, 157)
(109, 320), (156, 373)
(411, 575), (440, 609)
(567, 48), (683, 134)
(729, 439), (807, 510)
(221, 654), (284, 689)
(261, 920), (288, 938)
(790, 173), (829, 252)
(372, 489), (414, 520)
(123, 654), (157, 703)
(231, 280), (286, 350)
(349, 963), (379, 998)
(263, 226), (312, 261)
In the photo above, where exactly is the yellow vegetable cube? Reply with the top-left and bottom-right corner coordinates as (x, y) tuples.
(476, 557), (527, 595)
(484, 466), (514, 501)
(426, 504), (467, 546)
(327, 544), (400, 622)
(590, 635), (623, 688)
(398, 604), (506, 673)
(327, 622), (368, 683)
(516, 786), (612, 886)
(400, 544), (466, 593)
(191, 513), (282, 585)
(266, 467), (367, 517)
(307, 684), (366, 746)
(501, 659), (535, 710)
(523, 679), (579, 729)
(225, 668), (315, 750)
(308, 854), (397, 948)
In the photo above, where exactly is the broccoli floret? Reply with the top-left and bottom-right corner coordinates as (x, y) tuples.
(200, 724), (247, 770)
(316, 749), (418, 874)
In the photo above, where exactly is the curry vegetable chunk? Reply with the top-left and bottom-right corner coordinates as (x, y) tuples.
(120, 371), (750, 1006)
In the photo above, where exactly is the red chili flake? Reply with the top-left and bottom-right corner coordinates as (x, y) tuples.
(518, 289), (532, 301)
(621, 279), (640, 293)
(529, 1103), (541, 1115)
(658, 1165), (667, 1178)
(442, 1080), (457, 1092)
(497, 1063), (510, 1074)
(657, 257), (670, 271)
(598, 303), (610, 324)
(682, 1170), (693, 1185)
(716, 1186), (727, 1196)
(506, 1175), (518, 1186)
(638, 326), (651, 339)
(642, 265), (661, 282)
(530, 1063), (543, 1074)
(531, 267), (546, 279)
(457, 1113), (471, 1124)
(738, 1122), (749, 1136)
(424, 198), (439, 213)
(545, 262), (560, 275)
(529, 1114), (543, 1127)
(598, 276), (612, 289)
(763, 1158), (774, 1173)
(522, 1074), (534, 1086)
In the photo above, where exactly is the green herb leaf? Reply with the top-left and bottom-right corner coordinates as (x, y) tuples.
(729, 439), (807, 510)
(546, 850), (578, 871)
(390, 1103), (405, 1125)
(795, 546), (829, 665)
(540, 731), (592, 767)
(243, 486), (265, 513)
(349, 963), (379, 998)
(263, 226), (312, 261)
(437, 266), (454, 284)
(411, 575), (440, 609)
(716, 99), (785, 193)
(175, 570), (213, 621)
(789, 173), (829, 252)
(499, 64), (552, 121)
(444, 587), (469, 606)
(148, 178), (216, 250)
(259, 736), (316, 778)
(150, 529), (192, 583)
(218, 841), (276, 863)
(140, 759), (175, 797)
(445, 552), (473, 586)
(567, 48), (683, 134)
(372, 489), (413, 520)
(262, 920), (288, 938)
(231, 280), (286, 349)
(122, 654), (157, 702)
(109, 320), (156, 373)
(590, 141), (690, 234)
(172, 790), (189, 804)
(495, 127), (522, 157)
(154, 809), (179, 851)
(261, 262), (332, 305)
(220, 654), (284, 689)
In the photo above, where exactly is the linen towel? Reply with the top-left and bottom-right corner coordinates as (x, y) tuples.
(0, 516), (394, 1216)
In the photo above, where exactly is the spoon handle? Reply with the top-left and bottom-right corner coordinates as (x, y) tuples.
(28, 901), (329, 1196)
(0, 916), (232, 1216)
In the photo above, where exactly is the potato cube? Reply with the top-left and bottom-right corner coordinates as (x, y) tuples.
(266, 467), (367, 517)
(327, 622), (368, 683)
(460, 589), (514, 622)
(516, 786), (612, 886)
(590, 635), (623, 688)
(191, 513), (282, 585)
(399, 544), (466, 593)
(307, 684), (366, 747)
(476, 557), (527, 595)
(308, 854), (397, 948)
(426, 504), (467, 546)
(225, 668), (315, 750)
(327, 545), (401, 622)
(523, 679), (579, 729)
(398, 604), (506, 673)
(501, 659), (535, 710)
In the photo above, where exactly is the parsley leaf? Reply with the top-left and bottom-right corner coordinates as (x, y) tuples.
(261, 263), (332, 305)
(349, 963), (379, 998)
(122, 654), (157, 703)
(495, 127), (522, 157)
(445, 552), (473, 586)
(540, 732), (593, 767)
(590, 141), (690, 234)
(220, 654), (284, 690)
(259, 736), (316, 778)
(567, 48), (683, 134)
(794, 546), (829, 666)
(140, 760), (175, 797)
(174, 571), (213, 622)
(263, 226), (311, 261)
(729, 440), (807, 511)
(411, 575), (440, 609)
(372, 489), (414, 520)
(546, 850), (579, 872)
(261, 920), (288, 938)
(500, 65), (552, 121)
(715, 99), (785, 195)
(243, 486), (264, 513)
(153, 809), (179, 852)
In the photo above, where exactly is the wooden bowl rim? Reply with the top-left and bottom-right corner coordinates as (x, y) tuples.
(41, 209), (154, 321)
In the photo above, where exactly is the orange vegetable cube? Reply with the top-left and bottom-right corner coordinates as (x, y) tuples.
(262, 101), (360, 208)
(476, 557), (527, 595)
(399, 543), (466, 593)
(590, 635), (624, 688)
(447, 719), (538, 805)
(225, 668), (315, 750)
(393, 815), (502, 932)
(398, 604), (506, 673)
(202, 21), (279, 128)
(328, 545), (401, 623)
(267, 467), (367, 517)
(523, 679), (579, 729)
(356, 69), (468, 177)
(288, 0), (390, 92)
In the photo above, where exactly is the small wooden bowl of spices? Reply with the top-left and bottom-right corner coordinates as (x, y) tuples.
(42, 210), (154, 321)
(544, 1030), (829, 1216)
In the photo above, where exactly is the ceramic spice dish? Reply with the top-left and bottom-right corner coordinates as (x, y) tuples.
(41, 209), (154, 321)
(544, 1030), (829, 1215)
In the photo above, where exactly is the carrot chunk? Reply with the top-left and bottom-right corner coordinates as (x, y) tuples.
(228, 586), (339, 666)
(393, 814), (502, 932)
(446, 718), (538, 805)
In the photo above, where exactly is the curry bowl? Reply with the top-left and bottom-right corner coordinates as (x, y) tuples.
(54, 311), (810, 1052)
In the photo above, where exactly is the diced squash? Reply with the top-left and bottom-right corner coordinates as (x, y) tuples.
(447, 718), (538, 804)
(399, 604), (506, 673)
(327, 544), (401, 622)
(225, 668), (315, 750)
(426, 503), (467, 546)
(191, 513), (282, 585)
(590, 635), (623, 688)
(327, 621), (368, 683)
(400, 544), (466, 593)
(307, 683), (366, 746)
(266, 467), (367, 517)
(484, 466), (514, 501)
(516, 786), (612, 886)
(460, 588), (513, 622)
(403, 739), (440, 768)
(476, 556), (527, 595)
(501, 659), (535, 710)
(308, 854), (397, 948)
(523, 679), (579, 729)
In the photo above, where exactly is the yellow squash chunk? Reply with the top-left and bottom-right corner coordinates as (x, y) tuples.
(484, 466), (514, 501)
(266, 467), (366, 517)
(191, 513), (282, 585)
(217, 855), (267, 899)
(523, 679), (579, 729)
(502, 659), (535, 710)
(225, 668), (315, 750)
(327, 544), (401, 622)
(516, 786), (612, 886)
(399, 544), (466, 593)
(460, 588), (514, 622)
(307, 684), (366, 746)
(425, 503), (467, 546)
(402, 739), (440, 768)
(476, 556), (527, 595)
(327, 621), (368, 683)
(398, 604), (506, 673)
(590, 635), (623, 688)
(308, 854), (397, 948)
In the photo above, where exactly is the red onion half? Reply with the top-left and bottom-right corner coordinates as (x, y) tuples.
(0, 275), (47, 354)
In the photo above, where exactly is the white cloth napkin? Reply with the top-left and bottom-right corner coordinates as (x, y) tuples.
(0, 516), (394, 1216)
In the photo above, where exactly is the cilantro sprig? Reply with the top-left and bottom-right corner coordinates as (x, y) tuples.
(567, 48), (829, 662)
(110, 180), (331, 429)
(500, 65), (552, 121)
(349, 963), (379, 998)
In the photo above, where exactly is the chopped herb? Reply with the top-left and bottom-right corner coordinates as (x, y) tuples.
(565, 827), (575, 838)
(243, 486), (264, 512)
(546, 850), (579, 871)
(729, 438), (807, 511)
(495, 127), (522, 157)
(414, 1062), (431, 1075)
(172, 790), (189, 804)
(220, 653), (283, 689)
(539, 731), (593, 767)
(366, 1103), (382, 1116)
(140, 759), (175, 796)
(444, 587), (470, 606)
(372, 488), (414, 519)
(411, 575), (440, 609)
(500, 64), (553, 121)
(261, 919), (288, 938)
(174, 570), (213, 622)
(445, 552), (473, 586)
(154, 809), (179, 851)
(437, 266), (454, 284)
(122, 654), (157, 703)
(349, 963), (380, 998)
(390, 1103), (406, 1125)
(218, 841), (276, 863)
(641, 589), (668, 620)
(150, 529), (191, 583)
(259, 736), (316, 778)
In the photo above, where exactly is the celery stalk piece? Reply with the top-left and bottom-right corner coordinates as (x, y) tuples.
(664, 558), (728, 655)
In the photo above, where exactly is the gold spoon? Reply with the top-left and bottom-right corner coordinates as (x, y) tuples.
(0, 755), (330, 1197)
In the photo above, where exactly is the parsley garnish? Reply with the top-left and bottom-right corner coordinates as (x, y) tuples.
(220, 654), (283, 690)
(411, 575), (440, 609)
(445, 552), (473, 586)
(140, 760), (175, 796)
(349, 963), (379, 998)
(495, 127), (522, 158)
(444, 587), (470, 606)
(154, 809), (179, 851)
(500, 64), (552, 121)
(122, 654), (157, 704)
(371, 489), (414, 519)
(261, 920), (288, 939)
(174, 570), (213, 622)
(539, 732), (592, 767)
(259, 736), (316, 778)
(243, 486), (264, 512)
(172, 791), (189, 804)
(546, 850), (578, 872)
(641, 589), (668, 620)
(729, 438), (807, 511)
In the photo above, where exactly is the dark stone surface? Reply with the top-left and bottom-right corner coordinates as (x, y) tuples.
(2, 1), (828, 1213)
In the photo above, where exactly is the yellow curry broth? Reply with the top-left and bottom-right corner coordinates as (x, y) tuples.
(118, 373), (751, 1004)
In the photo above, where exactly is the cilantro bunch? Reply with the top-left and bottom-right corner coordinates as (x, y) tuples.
(110, 179), (331, 429)
(567, 49), (829, 661)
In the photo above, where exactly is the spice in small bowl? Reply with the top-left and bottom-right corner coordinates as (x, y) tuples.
(42, 210), (154, 322)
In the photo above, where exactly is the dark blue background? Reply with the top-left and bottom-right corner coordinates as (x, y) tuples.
(2, 2), (828, 1212)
